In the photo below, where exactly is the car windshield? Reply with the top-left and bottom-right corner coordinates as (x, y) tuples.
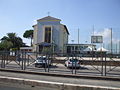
(43, 58), (46, 60)
(70, 59), (78, 62)
(37, 57), (42, 60)
(37, 57), (46, 60)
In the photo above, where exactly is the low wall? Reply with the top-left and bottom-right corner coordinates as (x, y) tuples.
(0, 56), (16, 60)
(0, 76), (119, 90)
(52, 60), (120, 66)
(0, 56), (120, 66)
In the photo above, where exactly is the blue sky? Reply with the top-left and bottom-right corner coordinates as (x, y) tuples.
(0, 0), (120, 46)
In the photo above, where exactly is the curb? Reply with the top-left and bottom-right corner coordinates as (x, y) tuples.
(0, 68), (120, 81)
(0, 76), (119, 90)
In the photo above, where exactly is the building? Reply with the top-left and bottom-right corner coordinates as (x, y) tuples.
(20, 47), (33, 52)
(33, 16), (69, 53)
(66, 44), (96, 54)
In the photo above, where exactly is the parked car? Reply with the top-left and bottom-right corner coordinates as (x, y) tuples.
(65, 59), (80, 68)
(35, 56), (51, 68)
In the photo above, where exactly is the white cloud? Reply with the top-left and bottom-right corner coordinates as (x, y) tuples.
(112, 38), (120, 44)
(94, 28), (111, 39)
(94, 28), (120, 44)
(94, 28), (112, 43)
(32, 20), (37, 25)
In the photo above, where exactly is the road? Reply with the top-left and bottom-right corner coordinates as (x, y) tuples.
(0, 71), (120, 89)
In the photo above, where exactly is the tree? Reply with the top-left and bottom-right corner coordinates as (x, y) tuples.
(0, 40), (13, 51)
(23, 30), (33, 46)
(1, 36), (9, 41)
(1, 33), (25, 50)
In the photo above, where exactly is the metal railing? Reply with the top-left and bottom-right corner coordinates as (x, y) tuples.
(0, 51), (120, 77)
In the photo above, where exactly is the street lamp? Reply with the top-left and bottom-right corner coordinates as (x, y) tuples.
(52, 40), (55, 54)
(71, 40), (74, 44)
(85, 41), (87, 43)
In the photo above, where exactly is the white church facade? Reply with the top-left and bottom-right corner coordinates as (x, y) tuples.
(32, 16), (69, 53)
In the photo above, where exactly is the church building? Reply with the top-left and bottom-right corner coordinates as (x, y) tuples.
(32, 16), (69, 53)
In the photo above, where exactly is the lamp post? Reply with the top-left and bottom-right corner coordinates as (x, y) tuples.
(52, 40), (54, 54)
(71, 40), (74, 54)
(85, 41), (87, 43)
(71, 40), (74, 44)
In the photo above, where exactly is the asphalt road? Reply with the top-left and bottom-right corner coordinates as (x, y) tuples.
(0, 71), (120, 88)
(0, 81), (53, 90)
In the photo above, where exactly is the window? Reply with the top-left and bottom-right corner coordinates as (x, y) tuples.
(67, 46), (71, 53)
(44, 27), (51, 43)
(75, 46), (78, 50)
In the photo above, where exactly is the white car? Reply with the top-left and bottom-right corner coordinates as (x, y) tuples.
(65, 59), (80, 68)
(35, 56), (51, 67)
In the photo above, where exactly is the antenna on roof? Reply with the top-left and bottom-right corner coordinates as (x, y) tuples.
(47, 12), (50, 16)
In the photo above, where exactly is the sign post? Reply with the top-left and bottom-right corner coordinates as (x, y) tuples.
(91, 35), (103, 76)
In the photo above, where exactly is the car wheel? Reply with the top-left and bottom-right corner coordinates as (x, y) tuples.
(66, 66), (69, 69)
(35, 64), (37, 67)
(65, 64), (66, 67)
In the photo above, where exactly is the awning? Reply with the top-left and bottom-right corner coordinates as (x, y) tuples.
(83, 46), (94, 51)
(97, 47), (108, 52)
(37, 42), (55, 47)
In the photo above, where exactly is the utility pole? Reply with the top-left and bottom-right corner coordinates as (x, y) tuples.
(111, 28), (112, 54)
(91, 25), (95, 52)
(93, 25), (94, 36)
(119, 40), (120, 54)
(78, 28), (80, 54)
(78, 28), (80, 44)
(116, 43), (117, 54)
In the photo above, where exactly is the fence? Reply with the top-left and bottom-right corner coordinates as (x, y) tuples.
(0, 51), (120, 77)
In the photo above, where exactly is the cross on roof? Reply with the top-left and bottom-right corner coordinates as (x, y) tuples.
(47, 12), (50, 16)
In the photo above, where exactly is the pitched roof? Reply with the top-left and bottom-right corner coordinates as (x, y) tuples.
(37, 16), (61, 21)
(63, 25), (69, 35)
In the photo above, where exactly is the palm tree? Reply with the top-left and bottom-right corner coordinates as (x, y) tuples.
(0, 40), (13, 51)
(1, 33), (24, 50)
